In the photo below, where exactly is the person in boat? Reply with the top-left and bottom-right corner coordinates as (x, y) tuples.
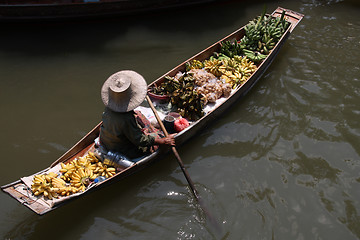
(99, 70), (175, 162)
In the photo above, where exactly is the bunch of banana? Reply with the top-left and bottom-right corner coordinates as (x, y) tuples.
(74, 156), (97, 172)
(259, 34), (275, 55)
(236, 8), (290, 63)
(220, 40), (242, 58)
(59, 152), (101, 181)
(267, 10), (290, 40)
(204, 58), (223, 77)
(220, 57), (257, 87)
(59, 161), (76, 181)
(166, 73), (206, 121)
(203, 55), (257, 88)
(93, 161), (106, 175)
(85, 151), (100, 163)
(243, 22), (263, 51)
(73, 156), (87, 167)
(55, 186), (79, 196)
(219, 58), (238, 72)
(92, 161), (117, 178)
(238, 8), (267, 54)
(70, 168), (97, 192)
(218, 58), (241, 87)
(185, 59), (204, 71)
(44, 172), (58, 182)
(30, 151), (119, 200)
(101, 167), (117, 178)
(43, 189), (58, 200)
(242, 49), (267, 63)
(31, 174), (48, 196)
(51, 177), (79, 196)
(31, 172), (59, 200)
(257, 11), (290, 54)
(58, 152), (118, 192)
(233, 55), (258, 83)
(51, 176), (67, 188)
(149, 75), (181, 96)
(221, 71), (242, 88)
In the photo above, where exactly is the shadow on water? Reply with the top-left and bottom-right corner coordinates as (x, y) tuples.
(269, 152), (341, 184)
(0, 0), (277, 57)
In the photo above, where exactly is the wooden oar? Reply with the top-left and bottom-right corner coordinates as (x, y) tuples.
(146, 95), (199, 200)
(146, 95), (220, 230)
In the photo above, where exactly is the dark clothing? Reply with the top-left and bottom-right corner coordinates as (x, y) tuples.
(99, 108), (155, 159)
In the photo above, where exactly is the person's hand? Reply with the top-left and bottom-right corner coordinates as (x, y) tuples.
(155, 134), (176, 146)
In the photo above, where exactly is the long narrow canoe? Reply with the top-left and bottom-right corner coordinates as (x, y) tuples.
(1, 7), (303, 215)
(0, 0), (220, 22)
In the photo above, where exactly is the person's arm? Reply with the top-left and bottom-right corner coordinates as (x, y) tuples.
(123, 112), (176, 147)
(154, 133), (176, 146)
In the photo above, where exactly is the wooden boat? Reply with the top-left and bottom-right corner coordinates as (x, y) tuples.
(1, 7), (303, 215)
(0, 0), (221, 21)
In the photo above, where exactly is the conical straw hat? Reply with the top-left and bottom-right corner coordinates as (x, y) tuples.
(101, 70), (147, 112)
